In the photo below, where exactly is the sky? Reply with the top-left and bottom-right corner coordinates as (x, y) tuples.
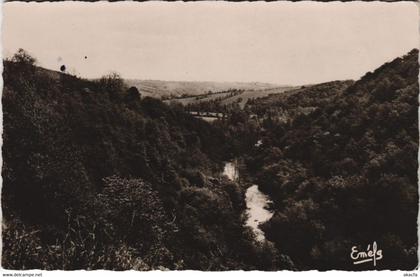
(2, 2), (418, 85)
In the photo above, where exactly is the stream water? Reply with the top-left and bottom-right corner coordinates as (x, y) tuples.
(222, 162), (239, 181)
(222, 162), (274, 241)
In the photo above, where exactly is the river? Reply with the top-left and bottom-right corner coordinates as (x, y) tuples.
(222, 162), (274, 241)
(222, 161), (239, 181)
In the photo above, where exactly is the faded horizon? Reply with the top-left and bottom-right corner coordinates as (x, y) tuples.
(3, 2), (418, 85)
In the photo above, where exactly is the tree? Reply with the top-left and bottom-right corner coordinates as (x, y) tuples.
(98, 72), (125, 93)
(126, 86), (141, 101)
(9, 48), (36, 66)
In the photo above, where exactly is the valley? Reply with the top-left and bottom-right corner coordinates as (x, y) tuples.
(2, 49), (418, 271)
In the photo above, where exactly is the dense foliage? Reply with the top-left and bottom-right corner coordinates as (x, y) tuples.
(2, 50), (276, 270)
(236, 49), (418, 270)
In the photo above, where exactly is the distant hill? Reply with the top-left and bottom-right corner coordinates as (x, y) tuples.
(221, 86), (296, 109)
(125, 79), (282, 98)
(247, 80), (354, 112)
(165, 85), (297, 113)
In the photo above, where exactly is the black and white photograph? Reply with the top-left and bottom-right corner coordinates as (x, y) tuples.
(1, 1), (419, 273)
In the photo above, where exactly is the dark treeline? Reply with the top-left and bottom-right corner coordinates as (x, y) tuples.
(219, 49), (419, 270)
(2, 49), (287, 270)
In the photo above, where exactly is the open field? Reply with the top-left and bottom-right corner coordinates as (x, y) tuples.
(165, 86), (297, 109)
(221, 86), (296, 108)
(125, 79), (282, 98)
